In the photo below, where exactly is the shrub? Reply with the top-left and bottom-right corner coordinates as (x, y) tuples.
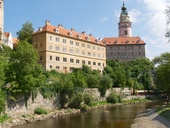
(68, 93), (83, 109)
(0, 114), (9, 123)
(83, 94), (94, 106)
(34, 107), (48, 115)
(106, 92), (119, 104)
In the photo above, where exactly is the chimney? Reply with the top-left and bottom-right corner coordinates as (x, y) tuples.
(71, 28), (75, 31)
(45, 20), (51, 25)
(81, 31), (86, 35)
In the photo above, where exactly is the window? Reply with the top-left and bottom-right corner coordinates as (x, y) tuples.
(125, 30), (128, 35)
(63, 57), (67, 62)
(56, 66), (60, 69)
(70, 67), (74, 71)
(50, 36), (52, 41)
(63, 47), (67, 52)
(87, 45), (91, 49)
(93, 52), (96, 57)
(93, 62), (96, 65)
(40, 43), (43, 47)
(82, 60), (85, 64)
(88, 61), (91, 65)
(76, 59), (79, 63)
(98, 53), (101, 58)
(70, 58), (74, 63)
(88, 52), (91, 56)
(76, 49), (79, 54)
(56, 57), (60, 61)
(56, 46), (60, 51)
(40, 56), (42, 60)
(56, 37), (60, 42)
(82, 43), (85, 47)
(97, 47), (100, 51)
(98, 62), (101, 66)
(50, 45), (52, 50)
(70, 40), (74, 45)
(92, 46), (95, 50)
(82, 51), (85, 55)
(50, 56), (52, 60)
(63, 39), (67, 43)
(70, 48), (74, 53)
(76, 42), (79, 46)
(50, 65), (52, 69)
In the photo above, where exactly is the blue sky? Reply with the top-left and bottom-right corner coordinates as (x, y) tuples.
(4, 0), (170, 60)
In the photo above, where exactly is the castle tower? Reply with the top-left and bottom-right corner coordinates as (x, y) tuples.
(118, 2), (132, 37)
(0, 0), (4, 43)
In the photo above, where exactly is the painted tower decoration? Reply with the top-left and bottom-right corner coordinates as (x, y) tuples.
(0, 0), (3, 43)
(118, 2), (132, 37)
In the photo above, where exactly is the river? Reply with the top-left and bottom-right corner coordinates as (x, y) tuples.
(14, 102), (163, 128)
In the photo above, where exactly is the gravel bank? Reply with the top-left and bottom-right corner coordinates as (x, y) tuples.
(131, 108), (170, 128)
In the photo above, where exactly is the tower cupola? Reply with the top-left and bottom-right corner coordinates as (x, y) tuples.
(118, 2), (132, 37)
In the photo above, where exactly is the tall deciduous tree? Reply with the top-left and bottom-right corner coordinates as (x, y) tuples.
(16, 21), (34, 44)
(5, 41), (45, 98)
(153, 52), (170, 101)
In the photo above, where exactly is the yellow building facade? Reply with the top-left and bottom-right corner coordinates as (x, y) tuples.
(33, 20), (106, 73)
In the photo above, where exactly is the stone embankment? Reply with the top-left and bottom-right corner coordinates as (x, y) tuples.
(0, 109), (80, 128)
(131, 108), (170, 128)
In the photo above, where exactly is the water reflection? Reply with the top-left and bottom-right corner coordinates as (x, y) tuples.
(14, 102), (163, 128)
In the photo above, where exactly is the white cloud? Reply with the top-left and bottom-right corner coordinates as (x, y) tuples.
(129, 9), (141, 23)
(98, 16), (108, 22)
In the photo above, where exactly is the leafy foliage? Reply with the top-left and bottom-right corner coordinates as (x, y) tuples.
(153, 53), (170, 101)
(16, 21), (34, 44)
(34, 107), (48, 114)
(5, 41), (45, 100)
(106, 92), (119, 104)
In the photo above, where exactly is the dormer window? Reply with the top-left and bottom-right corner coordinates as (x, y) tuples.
(55, 28), (59, 33)
(114, 40), (118, 44)
(69, 32), (73, 36)
(136, 40), (140, 43)
(125, 40), (129, 43)
(78, 34), (81, 39)
(86, 36), (90, 41)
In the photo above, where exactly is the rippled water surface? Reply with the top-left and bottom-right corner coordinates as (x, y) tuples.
(14, 102), (163, 128)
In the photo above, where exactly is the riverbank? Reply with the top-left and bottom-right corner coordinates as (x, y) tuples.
(131, 104), (170, 128)
(0, 100), (158, 128)
(0, 108), (81, 128)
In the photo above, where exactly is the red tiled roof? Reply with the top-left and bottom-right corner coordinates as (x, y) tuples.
(4, 32), (10, 38)
(12, 38), (19, 45)
(101, 37), (145, 45)
(33, 21), (104, 46)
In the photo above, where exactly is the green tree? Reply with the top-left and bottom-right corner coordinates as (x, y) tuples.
(16, 21), (34, 44)
(0, 45), (11, 114)
(98, 75), (112, 97)
(5, 41), (45, 101)
(153, 52), (170, 101)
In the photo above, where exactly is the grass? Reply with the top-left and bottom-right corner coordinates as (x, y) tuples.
(0, 114), (9, 123)
(122, 98), (150, 103)
(155, 104), (170, 121)
(92, 101), (108, 107)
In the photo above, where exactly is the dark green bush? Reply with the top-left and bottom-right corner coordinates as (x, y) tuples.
(83, 94), (94, 106)
(0, 114), (9, 123)
(34, 107), (48, 114)
(68, 93), (83, 109)
(106, 92), (119, 104)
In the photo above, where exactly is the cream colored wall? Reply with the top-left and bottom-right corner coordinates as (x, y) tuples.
(33, 32), (106, 73)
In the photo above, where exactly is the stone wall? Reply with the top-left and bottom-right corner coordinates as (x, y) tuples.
(6, 88), (133, 116)
(6, 93), (60, 117)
